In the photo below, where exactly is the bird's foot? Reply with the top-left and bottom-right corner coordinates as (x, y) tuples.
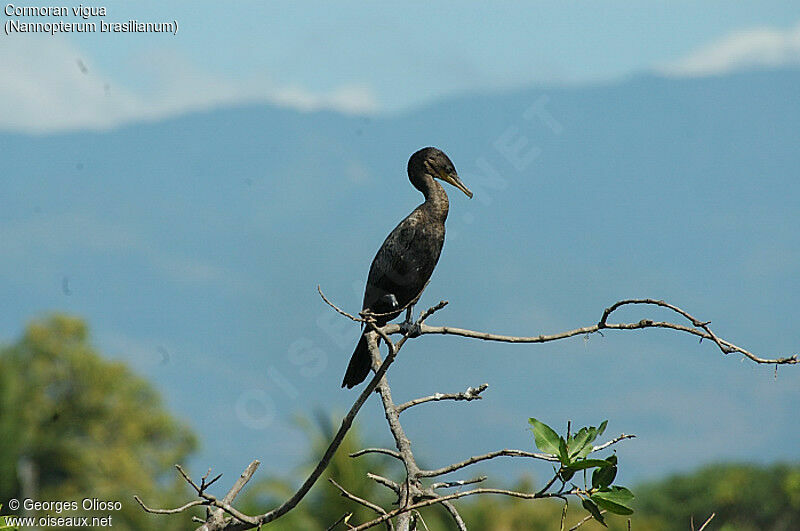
(399, 312), (421, 338)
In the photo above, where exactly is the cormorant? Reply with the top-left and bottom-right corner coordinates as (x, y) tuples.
(342, 147), (472, 388)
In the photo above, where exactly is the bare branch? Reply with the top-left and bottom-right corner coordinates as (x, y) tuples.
(420, 449), (558, 478)
(440, 501), (467, 531)
(318, 285), (365, 322)
(223, 460), (260, 504)
(349, 487), (578, 531)
(140, 291), (794, 530)
(205, 474), (223, 490)
(205, 461), (261, 528)
(568, 510), (607, 531)
(396, 296), (798, 365)
(591, 434), (636, 453)
(397, 384), (489, 413)
(134, 496), (205, 515)
(329, 478), (392, 523)
(350, 448), (403, 461)
(176, 465), (202, 494)
(416, 300), (449, 322)
(360, 280), (431, 320)
(697, 512), (716, 531)
(185, 299), (446, 530)
(367, 473), (400, 493)
(430, 476), (487, 490)
(323, 291), (796, 365)
(536, 471), (562, 497)
(326, 512), (350, 531)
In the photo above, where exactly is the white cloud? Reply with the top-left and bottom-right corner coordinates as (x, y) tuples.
(271, 84), (378, 114)
(0, 36), (378, 133)
(660, 21), (800, 77)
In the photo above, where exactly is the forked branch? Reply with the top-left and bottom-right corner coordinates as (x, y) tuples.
(137, 292), (796, 531)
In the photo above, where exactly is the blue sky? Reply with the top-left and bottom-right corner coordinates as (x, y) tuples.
(2, 0), (799, 492)
(2, 1), (800, 131)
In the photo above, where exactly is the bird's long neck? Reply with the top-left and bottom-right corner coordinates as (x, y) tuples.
(415, 173), (449, 222)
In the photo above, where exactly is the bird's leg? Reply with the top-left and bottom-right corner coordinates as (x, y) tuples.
(399, 305), (421, 338)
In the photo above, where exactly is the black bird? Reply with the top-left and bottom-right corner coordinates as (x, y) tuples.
(342, 147), (472, 388)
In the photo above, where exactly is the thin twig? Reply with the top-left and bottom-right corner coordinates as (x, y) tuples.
(409, 315), (796, 365)
(205, 460), (261, 528)
(329, 479), (391, 523)
(440, 501), (467, 531)
(397, 384), (489, 413)
(568, 510), (607, 531)
(223, 461), (260, 504)
(591, 434), (636, 453)
(419, 449), (558, 478)
(350, 448), (403, 461)
(326, 512), (350, 531)
(359, 280), (430, 320)
(134, 496), (205, 515)
(536, 472), (562, 497)
(176, 465), (201, 493)
(367, 473), (400, 493)
(697, 512), (716, 531)
(318, 286), (365, 322)
(430, 476), (487, 490)
(349, 487), (579, 531)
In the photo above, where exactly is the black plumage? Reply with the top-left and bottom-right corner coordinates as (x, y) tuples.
(342, 147), (472, 388)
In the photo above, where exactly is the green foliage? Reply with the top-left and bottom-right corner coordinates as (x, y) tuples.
(528, 417), (562, 455)
(634, 462), (800, 530)
(529, 417), (634, 526)
(0, 505), (18, 530)
(233, 413), (799, 530)
(0, 315), (198, 530)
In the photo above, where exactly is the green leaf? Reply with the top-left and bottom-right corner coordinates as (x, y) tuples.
(592, 463), (617, 489)
(581, 498), (607, 527)
(591, 494), (634, 516)
(572, 421), (609, 458)
(577, 442), (595, 459)
(558, 436), (570, 465)
(528, 417), (561, 455)
(592, 486), (635, 515)
(595, 486), (635, 504)
(565, 459), (611, 471)
(559, 468), (575, 482)
(568, 427), (592, 457)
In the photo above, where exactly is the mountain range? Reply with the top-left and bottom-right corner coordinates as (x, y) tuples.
(1, 68), (798, 488)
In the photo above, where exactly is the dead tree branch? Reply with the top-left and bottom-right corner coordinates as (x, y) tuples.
(396, 383), (489, 413)
(329, 478), (393, 529)
(383, 298), (797, 365)
(138, 292), (797, 530)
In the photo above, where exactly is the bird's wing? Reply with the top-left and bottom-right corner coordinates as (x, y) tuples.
(362, 211), (423, 315)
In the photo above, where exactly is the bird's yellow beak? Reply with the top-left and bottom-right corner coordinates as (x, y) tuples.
(438, 169), (473, 199)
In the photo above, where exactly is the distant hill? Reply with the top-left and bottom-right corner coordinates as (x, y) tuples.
(2, 68), (798, 484)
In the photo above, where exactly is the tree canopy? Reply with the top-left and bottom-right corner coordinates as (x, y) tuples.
(0, 315), (198, 530)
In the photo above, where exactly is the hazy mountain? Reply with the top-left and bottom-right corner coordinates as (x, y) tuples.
(2, 68), (798, 487)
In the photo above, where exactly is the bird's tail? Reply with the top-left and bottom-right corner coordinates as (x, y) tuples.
(342, 334), (373, 388)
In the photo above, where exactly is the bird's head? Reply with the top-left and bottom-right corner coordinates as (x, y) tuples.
(408, 147), (473, 198)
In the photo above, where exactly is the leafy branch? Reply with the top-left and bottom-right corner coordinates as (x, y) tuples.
(529, 417), (634, 527)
